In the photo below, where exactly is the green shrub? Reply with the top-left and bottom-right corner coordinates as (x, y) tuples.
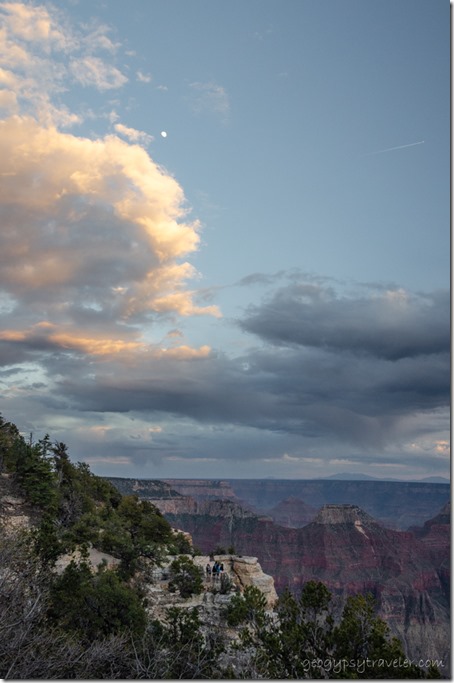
(168, 556), (204, 598)
(224, 585), (267, 627)
(168, 531), (193, 555)
(213, 545), (226, 555)
(47, 561), (147, 641)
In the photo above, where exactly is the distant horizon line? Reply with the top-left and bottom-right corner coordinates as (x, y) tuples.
(105, 474), (450, 484)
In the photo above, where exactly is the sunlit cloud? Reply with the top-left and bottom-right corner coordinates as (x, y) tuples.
(0, 115), (219, 327)
(0, 0), (127, 124)
(114, 122), (154, 145)
(0, 2), (69, 47)
(0, 2), (223, 450)
(434, 440), (450, 455)
(0, 324), (212, 361)
(70, 55), (127, 90)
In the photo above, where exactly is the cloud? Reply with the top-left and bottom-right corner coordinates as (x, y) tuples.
(70, 56), (127, 90)
(43, 271), (448, 469)
(0, 115), (220, 325)
(239, 281), (449, 360)
(114, 122), (154, 145)
(188, 81), (230, 123)
(0, 4), (448, 481)
(0, 1), (128, 124)
(55, 335), (448, 451)
(0, 2), (70, 47)
(0, 4), (221, 393)
(136, 70), (152, 83)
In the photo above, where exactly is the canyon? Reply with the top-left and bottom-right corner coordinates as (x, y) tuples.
(161, 478), (450, 529)
(107, 476), (450, 672)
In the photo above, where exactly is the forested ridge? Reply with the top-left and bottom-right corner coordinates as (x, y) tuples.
(0, 414), (440, 679)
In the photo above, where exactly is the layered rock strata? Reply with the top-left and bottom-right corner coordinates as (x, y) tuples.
(156, 500), (450, 670)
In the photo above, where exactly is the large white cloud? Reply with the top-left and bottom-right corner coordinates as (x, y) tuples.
(0, 115), (220, 340)
(0, 2), (220, 365)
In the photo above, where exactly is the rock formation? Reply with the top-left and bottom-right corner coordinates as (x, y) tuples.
(162, 479), (237, 502)
(225, 555), (278, 607)
(151, 497), (450, 669)
(0, 473), (32, 532)
(105, 477), (450, 670)
(162, 478), (449, 529)
(55, 547), (121, 574)
(142, 547), (278, 603)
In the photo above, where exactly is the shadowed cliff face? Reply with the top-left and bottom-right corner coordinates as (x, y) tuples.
(266, 496), (317, 527)
(409, 502), (450, 598)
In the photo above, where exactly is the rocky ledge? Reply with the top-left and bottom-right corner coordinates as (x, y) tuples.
(143, 553), (278, 629)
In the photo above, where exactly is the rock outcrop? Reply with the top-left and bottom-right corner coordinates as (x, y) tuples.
(54, 547), (121, 574)
(299, 504), (450, 671)
(143, 553), (277, 629)
(106, 477), (184, 500)
(0, 473), (32, 532)
(163, 480), (238, 502)
(411, 501), (450, 556)
(226, 555), (278, 607)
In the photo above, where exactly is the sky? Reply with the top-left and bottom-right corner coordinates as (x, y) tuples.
(0, 0), (450, 481)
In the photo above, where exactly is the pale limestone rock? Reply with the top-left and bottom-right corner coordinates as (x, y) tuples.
(55, 547), (120, 574)
(229, 555), (278, 607)
(0, 488), (31, 533)
(145, 553), (278, 619)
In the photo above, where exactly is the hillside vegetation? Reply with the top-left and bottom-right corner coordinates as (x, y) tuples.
(0, 414), (440, 679)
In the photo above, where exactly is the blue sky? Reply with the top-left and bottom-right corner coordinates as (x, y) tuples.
(0, 0), (449, 480)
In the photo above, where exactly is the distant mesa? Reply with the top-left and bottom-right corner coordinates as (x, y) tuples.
(312, 503), (379, 526)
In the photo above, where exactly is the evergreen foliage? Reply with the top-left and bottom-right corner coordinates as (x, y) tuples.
(168, 530), (193, 554)
(0, 413), (441, 680)
(47, 559), (147, 640)
(168, 555), (204, 598)
(225, 585), (267, 628)
(226, 580), (437, 679)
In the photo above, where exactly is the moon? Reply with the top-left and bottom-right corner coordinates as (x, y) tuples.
(160, 131), (167, 138)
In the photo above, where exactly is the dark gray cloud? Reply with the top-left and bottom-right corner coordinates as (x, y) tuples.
(239, 283), (449, 360)
(0, 267), (449, 477)
(55, 332), (448, 452)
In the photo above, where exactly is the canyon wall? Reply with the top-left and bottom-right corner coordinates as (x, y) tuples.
(164, 478), (449, 529)
(161, 500), (450, 668)
(106, 477), (450, 670)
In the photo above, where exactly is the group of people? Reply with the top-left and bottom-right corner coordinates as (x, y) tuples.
(205, 561), (224, 579)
